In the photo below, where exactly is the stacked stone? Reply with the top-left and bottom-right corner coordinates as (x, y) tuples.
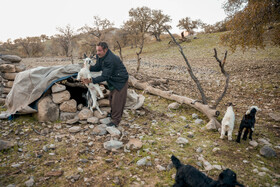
(0, 55), (26, 105)
(37, 83), (111, 124)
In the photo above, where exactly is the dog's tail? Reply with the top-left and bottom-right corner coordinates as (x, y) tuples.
(171, 155), (182, 169)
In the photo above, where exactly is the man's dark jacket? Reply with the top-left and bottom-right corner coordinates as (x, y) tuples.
(90, 49), (128, 91)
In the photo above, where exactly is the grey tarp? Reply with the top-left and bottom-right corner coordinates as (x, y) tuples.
(0, 64), (144, 118)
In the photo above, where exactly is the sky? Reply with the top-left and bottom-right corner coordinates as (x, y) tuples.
(0, 0), (227, 42)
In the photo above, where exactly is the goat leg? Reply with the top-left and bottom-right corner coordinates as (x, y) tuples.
(90, 83), (104, 99)
(236, 126), (244, 143)
(242, 128), (249, 141)
(249, 128), (253, 140)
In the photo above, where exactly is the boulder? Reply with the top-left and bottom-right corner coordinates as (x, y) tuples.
(0, 59), (11, 65)
(59, 99), (77, 113)
(60, 112), (78, 121)
(51, 84), (66, 93)
(0, 64), (16, 73)
(3, 87), (11, 94)
(91, 124), (107, 136)
(0, 55), (22, 63)
(268, 112), (280, 122)
(106, 127), (121, 136)
(87, 117), (99, 124)
(0, 139), (15, 151)
(52, 90), (70, 104)
(98, 99), (110, 107)
(37, 96), (59, 122)
(78, 108), (93, 120)
(3, 81), (14, 88)
(99, 117), (111, 124)
(103, 140), (123, 150)
(0, 98), (5, 105)
(260, 145), (277, 158)
(168, 102), (180, 110)
(2, 72), (17, 80)
(15, 64), (26, 72)
(94, 110), (108, 119)
(126, 139), (143, 150)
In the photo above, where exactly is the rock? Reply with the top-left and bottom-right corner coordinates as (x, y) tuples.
(25, 177), (34, 187)
(260, 145), (277, 158)
(192, 113), (199, 119)
(40, 128), (49, 135)
(268, 112), (280, 122)
(98, 99), (110, 107)
(100, 117), (111, 124)
(198, 156), (213, 171)
(60, 99), (77, 113)
(3, 87), (11, 94)
(43, 145), (48, 152)
(212, 147), (221, 153)
(0, 55), (22, 63)
(2, 72), (17, 80)
(15, 64), (26, 72)
(91, 124), (107, 136)
(106, 127), (121, 136)
(6, 184), (16, 187)
(77, 167), (83, 173)
(49, 144), (56, 149)
(258, 172), (266, 177)
(176, 137), (189, 145)
(51, 84), (66, 93)
(11, 163), (21, 168)
(93, 110), (108, 119)
(0, 98), (5, 105)
(126, 139), (143, 150)
(196, 147), (203, 153)
(37, 96), (59, 122)
(168, 102), (180, 110)
(258, 138), (272, 146)
(78, 108), (93, 120)
(195, 119), (203, 125)
(3, 81), (14, 88)
(0, 59), (10, 64)
(0, 64), (16, 73)
(87, 117), (99, 124)
(59, 112), (77, 121)
(65, 115), (79, 124)
(156, 165), (166, 171)
(77, 104), (83, 111)
(180, 116), (187, 121)
(45, 170), (64, 177)
(213, 165), (222, 170)
(136, 157), (148, 166)
(103, 140), (123, 150)
(187, 132), (194, 138)
(0, 139), (14, 151)
(69, 126), (81, 133)
(249, 140), (258, 147)
(52, 90), (71, 104)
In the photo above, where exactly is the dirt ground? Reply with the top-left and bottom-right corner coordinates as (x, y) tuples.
(1, 36), (280, 186)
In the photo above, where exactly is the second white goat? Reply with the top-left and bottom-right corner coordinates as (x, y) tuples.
(220, 103), (235, 141)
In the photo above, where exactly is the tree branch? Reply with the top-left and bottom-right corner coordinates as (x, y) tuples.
(164, 26), (208, 104)
(213, 48), (229, 109)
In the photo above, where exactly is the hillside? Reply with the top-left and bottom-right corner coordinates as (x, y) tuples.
(1, 32), (279, 186)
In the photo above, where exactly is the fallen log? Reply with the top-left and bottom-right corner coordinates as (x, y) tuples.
(128, 75), (221, 130)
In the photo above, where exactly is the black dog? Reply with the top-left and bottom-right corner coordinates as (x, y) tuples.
(236, 106), (260, 143)
(171, 155), (244, 187)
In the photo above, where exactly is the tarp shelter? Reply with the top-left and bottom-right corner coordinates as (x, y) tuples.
(0, 64), (144, 119)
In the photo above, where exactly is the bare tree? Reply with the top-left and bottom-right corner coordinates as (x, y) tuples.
(149, 10), (172, 41)
(56, 24), (76, 62)
(164, 27), (230, 129)
(79, 16), (114, 42)
(124, 6), (153, 73)
(14, 37), (44, 57)
(177, 17), (201, 35)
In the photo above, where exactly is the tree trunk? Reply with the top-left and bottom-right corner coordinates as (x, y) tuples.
(128, 76), (221, 130)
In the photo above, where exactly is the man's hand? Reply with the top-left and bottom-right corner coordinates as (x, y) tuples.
(81, 78), (92, 85)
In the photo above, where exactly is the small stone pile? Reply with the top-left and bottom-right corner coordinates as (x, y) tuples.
(0, 55), (26, 105)
(37, 83), (111, 123)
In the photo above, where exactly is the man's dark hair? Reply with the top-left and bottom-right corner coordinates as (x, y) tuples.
(97, 42), (108, 50)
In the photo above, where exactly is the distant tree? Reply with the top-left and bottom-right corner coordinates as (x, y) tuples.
(14, 37), (44, 57)
(79, 16), (114, 41)
(0, 39), (17, 54)
(149, 10), (172, 41)
(221, 0), (280, 51)
(56, 24), (76, 60)
(124, 6), (153, 72)
(202, 20), (227, 34)
(177, 17), (202, 34)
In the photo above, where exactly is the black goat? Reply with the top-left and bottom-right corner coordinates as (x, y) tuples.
(171, 155), (244, 187)
(236, 106), (260, 143)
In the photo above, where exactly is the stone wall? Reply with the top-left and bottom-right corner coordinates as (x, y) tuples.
(37, 82), (112, 125)
(0, 55), (26, 105)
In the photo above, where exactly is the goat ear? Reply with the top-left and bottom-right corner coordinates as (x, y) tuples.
(90, 54), (94, 59)
(83, 53), (87, 59)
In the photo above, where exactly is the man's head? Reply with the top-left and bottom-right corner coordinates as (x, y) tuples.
(96, 42), (108, 58)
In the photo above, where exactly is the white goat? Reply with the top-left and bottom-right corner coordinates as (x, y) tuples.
(220, 103), (235, 141)
(77, 57), (104, 114)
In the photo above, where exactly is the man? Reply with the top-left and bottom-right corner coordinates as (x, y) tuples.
(81, 42), (129, 127)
